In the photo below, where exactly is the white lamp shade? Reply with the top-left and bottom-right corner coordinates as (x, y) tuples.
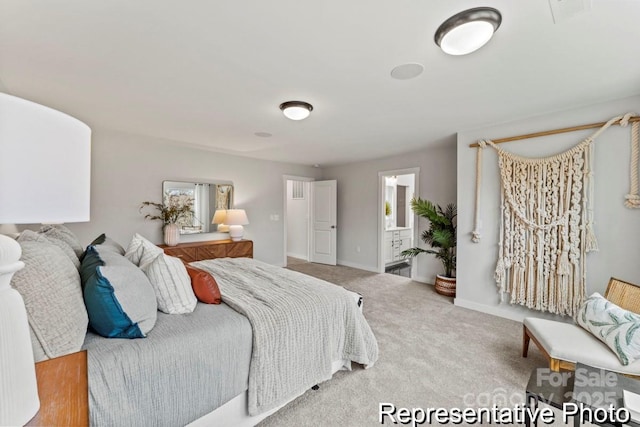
(212, 209), (229, 232)
(211, 209), (227, 224)
(0, 92), (91, 224)
(224, 209), (249, 225)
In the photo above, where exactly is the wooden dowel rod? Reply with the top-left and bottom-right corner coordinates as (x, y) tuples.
(468, 116), (640, 148)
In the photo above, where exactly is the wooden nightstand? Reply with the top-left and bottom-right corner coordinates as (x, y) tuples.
(160, 239), (253, 262)
(26, 350), (89, 426)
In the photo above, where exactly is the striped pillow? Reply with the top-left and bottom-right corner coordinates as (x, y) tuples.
(142, 254), (197, 314)
(125, 233), (164, 268)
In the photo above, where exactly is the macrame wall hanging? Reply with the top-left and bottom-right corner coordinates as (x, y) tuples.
(472, 113), (638, 316)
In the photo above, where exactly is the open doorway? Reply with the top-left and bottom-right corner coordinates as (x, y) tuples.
(283, 176), (338, 268)
(283, 177), (313, 267)
(378, 168), (420, 278)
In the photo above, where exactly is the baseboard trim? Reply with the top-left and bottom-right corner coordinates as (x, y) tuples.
(412, 275), (431, 284)
(453, 298), (526, 323)
(286, 252), (308, 261)
(336, 260), (379, 273)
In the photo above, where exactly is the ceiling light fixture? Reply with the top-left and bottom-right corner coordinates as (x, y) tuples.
(434, 7), (502, 56)
(279, 101), (313, 121)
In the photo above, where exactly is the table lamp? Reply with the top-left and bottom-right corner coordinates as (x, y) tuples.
(0, 92), (91, 425)
(225, 209), (249, 241)
(211, 209), (229, 232)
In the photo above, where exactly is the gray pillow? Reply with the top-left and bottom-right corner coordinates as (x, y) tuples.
(19, 229), (80, 269)
(40, 224), (84, 258)
(11, 239), (89, 362)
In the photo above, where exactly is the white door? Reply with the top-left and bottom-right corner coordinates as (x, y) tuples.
(310, 180), (337, 265)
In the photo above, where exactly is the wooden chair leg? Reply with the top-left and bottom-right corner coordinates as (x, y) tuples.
(522, 325), (531, 358)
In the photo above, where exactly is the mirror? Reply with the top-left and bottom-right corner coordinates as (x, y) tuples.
(162, 180), (234, 234)
(384, 174), (414, 230)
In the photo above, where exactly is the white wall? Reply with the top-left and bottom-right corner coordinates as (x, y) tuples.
(322, 145), (457, 280)
(456, 95), (640, 322)
(286, 180), (309, 260)
(64, 129), (322, 266)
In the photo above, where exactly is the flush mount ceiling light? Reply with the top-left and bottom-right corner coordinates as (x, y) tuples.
(279, 101), (313, 121)
(434, 7), (502, 56)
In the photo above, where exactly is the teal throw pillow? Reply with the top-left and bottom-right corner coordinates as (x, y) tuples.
(81, 245), (157, 338)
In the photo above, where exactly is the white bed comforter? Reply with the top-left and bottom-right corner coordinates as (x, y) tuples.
(192, 257), (379, 416)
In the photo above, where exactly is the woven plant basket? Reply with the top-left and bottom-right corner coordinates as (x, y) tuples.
(435, 275), (456, 297)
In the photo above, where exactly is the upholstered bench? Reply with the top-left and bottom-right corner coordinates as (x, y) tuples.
(522, 277), (640, 376)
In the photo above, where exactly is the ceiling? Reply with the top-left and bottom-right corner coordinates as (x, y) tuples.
(1, 1), (639, 167)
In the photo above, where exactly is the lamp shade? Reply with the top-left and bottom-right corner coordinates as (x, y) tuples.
(211, 209), (227, 224)
(0, 93), (91, 425)
(0, 92), (91, 224)
(211, 209), (230, 232)
(224, 209), (249, 225)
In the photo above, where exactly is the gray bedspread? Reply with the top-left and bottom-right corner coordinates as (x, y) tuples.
(192, 257), (379, 416)
(82, 302), (252, 427)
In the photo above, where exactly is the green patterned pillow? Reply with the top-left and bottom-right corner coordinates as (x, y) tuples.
(576, 293), (640, 365)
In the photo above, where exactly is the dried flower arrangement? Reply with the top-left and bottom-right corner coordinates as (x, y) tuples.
(139, 196), (194, 225)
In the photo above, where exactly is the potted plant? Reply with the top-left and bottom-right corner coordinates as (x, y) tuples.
(401, 198), (457, 297)
(139, 199), (194, 246)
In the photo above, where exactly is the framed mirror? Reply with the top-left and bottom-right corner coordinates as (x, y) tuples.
(162, 180), (234, 234)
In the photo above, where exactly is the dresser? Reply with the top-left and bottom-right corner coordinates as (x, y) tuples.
(160, 239), (253, 262)
(384, 228), (412, 265)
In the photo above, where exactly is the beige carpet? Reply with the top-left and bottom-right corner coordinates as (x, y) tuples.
(256, 262), (567, 426)
(286, 256), (308, 266)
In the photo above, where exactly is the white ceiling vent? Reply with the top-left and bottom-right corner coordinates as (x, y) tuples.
(548, 0), (592, 24)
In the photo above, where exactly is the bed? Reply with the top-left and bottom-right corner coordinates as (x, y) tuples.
(82, 256), (379, 426)
(11, 226), (378, 426)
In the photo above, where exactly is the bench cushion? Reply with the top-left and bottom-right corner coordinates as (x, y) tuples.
(524, 317), (640, 376)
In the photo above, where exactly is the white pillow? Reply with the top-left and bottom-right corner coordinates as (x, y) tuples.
(125, 233), (164, 268)
(142, 254), (197, 314)
(576, 292), (640, 365)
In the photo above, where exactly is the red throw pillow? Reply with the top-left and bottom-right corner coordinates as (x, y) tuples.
(185, 265), (221, 304)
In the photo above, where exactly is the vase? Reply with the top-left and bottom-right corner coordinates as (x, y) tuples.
(163, 223), (180, 246)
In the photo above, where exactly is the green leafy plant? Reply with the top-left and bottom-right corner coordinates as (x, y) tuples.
(384, 200), (392, 216)
(401, 198), (457, 277)
(139, 198), (194, 225)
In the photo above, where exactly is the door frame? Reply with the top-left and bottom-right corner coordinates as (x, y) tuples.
(377, 167), (420, 276)
(282, 175), (315, 267)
